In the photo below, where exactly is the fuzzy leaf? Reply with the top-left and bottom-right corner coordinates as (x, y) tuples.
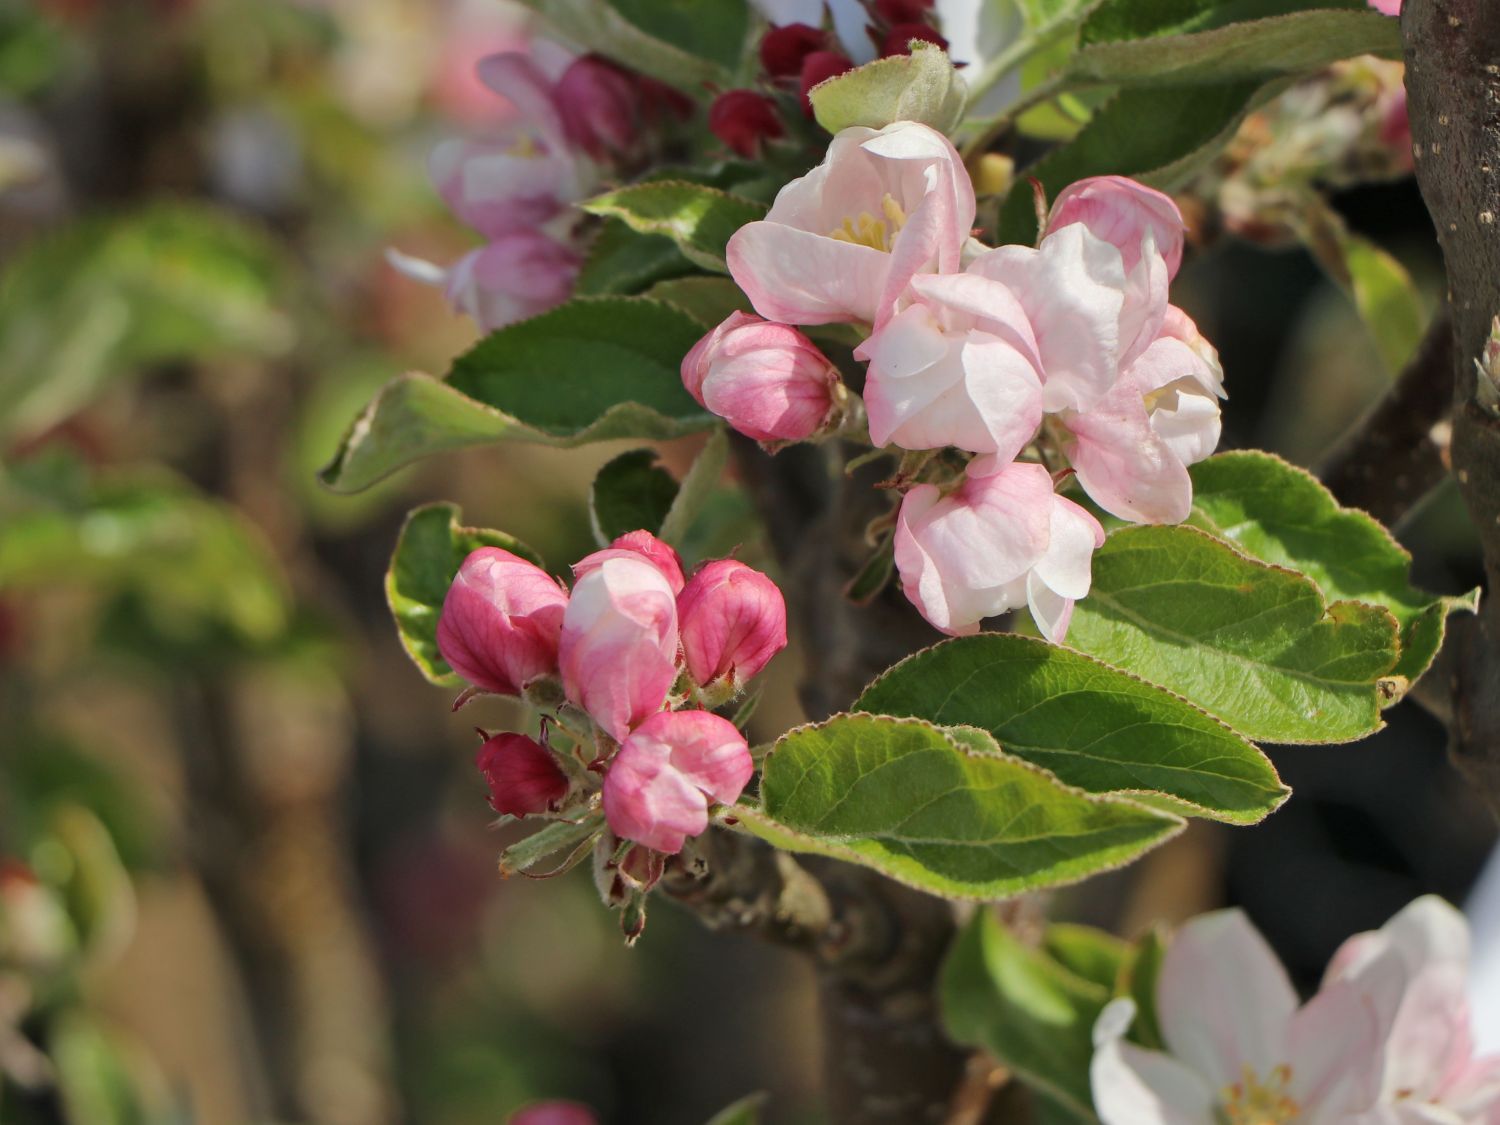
(583, 181), (767, 272)
(810, 41), (969, 135)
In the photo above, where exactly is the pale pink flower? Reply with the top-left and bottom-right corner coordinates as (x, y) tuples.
(602, 711), (753, 854)
(893, 457), (1104, 641)
(475, 733), (569, 817)
(1047, 175), (1186, 280)
(508, 1102), (597, 1125)
(726, 121), (976, 328)
(387, 233), (581, 332)
(1367, 0), (1400, 15)
(681, 311), (842, 443)
(573, 530), (686, 595)
(677, 559), (788, 690)
(436, 547), (569, 698)
(857, 270), (1044, 456)
(1091, 910), (1384, 1125)
(559, 555), (680, 742)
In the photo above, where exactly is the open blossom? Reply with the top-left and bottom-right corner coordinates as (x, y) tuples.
(475, 733), (569, 817)
(682, 311), (842, 443)
(1047, 175), (1186, 281)
(894, 458), (1104, 641)
(602, 711), (753, 854)
(560, 554), (680, 742)
(574, 529), (686, 594)
(857, 270), (1044, 456)
(677, 560), (788, 690)
(436, 547), (569, 698)
(388, 234), (581, 332)
(726, 121), (975, 328)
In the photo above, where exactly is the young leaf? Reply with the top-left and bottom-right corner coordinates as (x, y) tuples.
(590, 449), (680, 544)
(583, 181), (767, 272)
(1188, 451), (1480, 688)
(857, 634), (1288, 824)
(321, 298), (716, 492)
(942, 910), (1109, 1120)
(810, 41), (969, 135)
(1065, 524), (1401, 744)
(740, 714), (1184, 901)
(385, 502), (545, 686)
(1045, 923), (1132, 993)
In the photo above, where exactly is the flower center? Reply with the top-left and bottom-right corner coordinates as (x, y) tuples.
(1221, 1063), (1300, 1125)
(828, 193), (908, 252)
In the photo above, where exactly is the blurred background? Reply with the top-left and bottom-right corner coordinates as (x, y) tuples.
(0, 2), (1492, 1123)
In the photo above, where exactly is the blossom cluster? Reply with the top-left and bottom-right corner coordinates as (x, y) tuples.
(436, 530), (787, 857)
(689, 121), (1225, 641)
(1093, 896), (1500, 1125)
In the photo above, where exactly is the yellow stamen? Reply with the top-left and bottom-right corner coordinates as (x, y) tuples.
(828, 193), (909, 252)
(1221, 1063), (1301, 1125)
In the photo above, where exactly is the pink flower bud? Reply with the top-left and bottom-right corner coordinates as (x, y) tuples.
(875, 0), (934, 20)
(508, 1102), (598, 1125)
(1367, 0), (1399, 13)
(573, 529), (686, 594)
(681, 311), (842, 443)
(388, 233), (581, 333)
(436, 548), (569, 697)
(1046, 175), (1186, 280)
(880, 22), (947, 57)
(602, 711), (752, 854)
(799, 50), (855, 115)
(553, 55), (639, 158)
(560, 556), (680, 741)
(708, 90), (785, 158)
(677, 560), (788, 689)
(475, 733), (569, 817)
(760, 22), (827, 78)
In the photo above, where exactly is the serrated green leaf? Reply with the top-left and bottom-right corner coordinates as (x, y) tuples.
(385, 502), (546, 686)
(515, 0), (730, 91)
(590, 449), (679, 544)
(575, 219), (695, 297)
(741, 714), (1183, 901)
(857, 634), (1288, 824)
(321, 298), (717, 492)
(659, 427), (728, 546)
(1066, 524), (1400, 744)
(611, 0), (749, 70)
(942, 910), (1106, 1120)
(1188, 451), (1479, 688)
(1079, 0), (1367, 44)
(647, 276), (752, 327)
(583, 181), (766, 272)
(811, 41), (969, 135)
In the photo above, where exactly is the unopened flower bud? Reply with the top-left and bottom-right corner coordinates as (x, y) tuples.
(602, 711), (752, 854)
(708, 90), (785, 158)
(881, 22), (947, 57)
(682, 311), (843, 444)
(574, 529), (686, 593)
(476, 733), (569, 817)
(509, 1102), (598, 1125)
(677, 559), (788, 691)
(1477, 316), (1500, 415)
(875, 0), (934, 20)
(553, 55), (639, 158)
(437, 548), (569, 698)
(799, 50), (855, 115)
(760, 22), (827, 78)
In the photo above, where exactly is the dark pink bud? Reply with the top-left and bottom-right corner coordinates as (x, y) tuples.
(553, 55), (639, 158)
(677, 559), (788, 689)
(799, 51), (855, 115)
(476, 733), (569, 817)
(436, 548), (569, 697)
(708, 90), (785, 159)
(573, 530), (686, 594)
(875, 0), (934, 20)
(760, 22), (827, 78)
(508, 1102), (598, 1125)
(881, 22), (947, 57)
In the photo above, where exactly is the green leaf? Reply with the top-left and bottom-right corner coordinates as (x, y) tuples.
(740, 714), (1184, 901)
(703, 1092), (767, 1125)
(590, 449), (680, 544)
(321, 298), (716, 492)
(1079, 0), (1367, 43)
(1045, 923), (1132, 993)
(575, 219), (696, 297)
(811, 41), (969, 135)
(1065, 524), (1400, 744)
(1121, 927), (1166, 1049)
(647, 276), (753, 327)
(943, 910), (1107, 1120)
(515, 0), (730, 91)
(857, 634), (1288, 824)
(1188, 452), (1480, 689)
(659, 427), (729, 546)
(1342, 234), (1426, 375)
(385, 502), (546, 686)
(583, 182), (766, 273)
(610, 0), (750, 72)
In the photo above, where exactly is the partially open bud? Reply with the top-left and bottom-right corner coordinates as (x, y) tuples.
(677, 560), (788, 692)
(437, 548), (569, 698)
(476, 732), (569, 817)
(560, 555), (680, 741)
(553, 55), (639, 159)
(601, 711), (752, 854)
(682, 311), (843, 444)
(760, 22), (827, 78)
(708, 90), (785, 158)
(799, 50), (855, 115)
(1046, 175), (1186, 280)
(573, 529), (686, 594)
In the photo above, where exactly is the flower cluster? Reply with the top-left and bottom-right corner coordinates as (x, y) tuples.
(391, 43), (676, 330)
(1092, 897), (1500, 1125)
(688, 120), (1224, 641)
(436, 531), (787, 858)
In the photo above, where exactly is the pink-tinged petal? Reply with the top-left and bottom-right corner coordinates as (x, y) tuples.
(1442, 1052), (1500, 1120)
(574, 530), (686, 594)
(601, 738), (707, 854)
(1158, 909), (1298, 1090)
(907, 272), (1041, 362)
(727, 221), (891, 325)
(1284, 979), (1383, 1118)
(1367, 0), (1400, 14)
(430, 137), (580, 239)
(677, 560), (788, 689)
(1091, 999), (1217, 1125)
(630, 710), (754, 806)
(1026, 571), (1076, 645)
(559, 556), (679, 741)
(1159, 306), (1225, 397)
(1118, 230), (1170, 369)
(1047, 175), (1186, 279)
(475, 733), (569, 817)
(475, 52), (569, 151)
(1066, 377), (1194, 524)
(686, 314), (842, 443)
(1150, 383), (1222, 469)
(442, 236), (582, 332)
(436, 547), (569, 697)
(509, 1100), (598, 1125)
(1035, 496), (1105, 601)
(1383, 964), (1474, 1104)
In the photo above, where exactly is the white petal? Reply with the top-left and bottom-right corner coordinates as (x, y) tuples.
(1091, 999), (1216, 1125)
(1284, 979), (1383, 1117)
(385, 246), (449, 287)
(1034, 496), (1104, 600)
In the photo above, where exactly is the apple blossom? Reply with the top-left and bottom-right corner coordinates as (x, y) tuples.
(1367, 0), (1399, 13)
(388, 234), (581, 332)
(681, 311), (843, 443)
(475, 733), (569, 817)
(1047, 175), (1186, 280)
(893, 457), (1104, 640)
(677, 559), (789, 691)
(601, 711), (753, 854)
(573, 529), (686, 595)
(435, 547), (569, 698)
(857, 270), (1044, 456)
(559, 554), (680, 742)
(726, 121), (976, 328)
